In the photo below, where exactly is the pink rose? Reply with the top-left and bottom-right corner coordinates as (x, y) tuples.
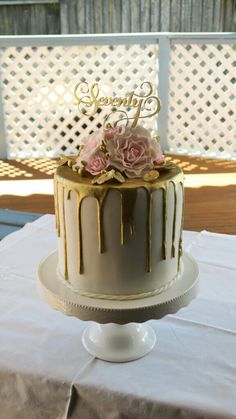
(86, 151), (109, 175)
(104, 126), (125, 141)
(154, 153), (165, 165)
(78, 131), (103, 162)
(75, 131), (108, 175)
(74, 125), (164, 179)
(106, 125), (163, 178)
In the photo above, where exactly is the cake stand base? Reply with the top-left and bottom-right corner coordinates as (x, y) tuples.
(82, 322), (156, 362)
(37, 251), (198, 362)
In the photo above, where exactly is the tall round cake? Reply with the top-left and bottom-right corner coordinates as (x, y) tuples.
(54, 125), (184, 300)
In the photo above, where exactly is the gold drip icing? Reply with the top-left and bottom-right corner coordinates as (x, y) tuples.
(76, 190), (108, 273)
(162, 187), (167, 260)
(67, 190), (72, 200)
(120, 189), (137, 245)
(178, 182), (184, 272)
(76, 194), (84, 274)
(55, 165), (184, 275)
(120, 193), (124, 245)
(171, 181), (177, 258)
(145, 189), (152, 272)
(129, 224), (135, 235)
(54, 178), (60, 237)
(62, 186), (68, 280)
(95, 190), (108, 253)
(96, 199), (104, 253)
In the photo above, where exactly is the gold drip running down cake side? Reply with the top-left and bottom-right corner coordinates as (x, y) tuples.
(54, 125), (184, 300)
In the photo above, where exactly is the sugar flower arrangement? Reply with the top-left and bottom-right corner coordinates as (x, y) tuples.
(60, 125), (166, 184)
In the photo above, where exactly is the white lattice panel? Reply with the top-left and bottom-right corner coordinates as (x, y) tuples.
(168, 43), (236, 159)
(0, 44), (158, 158)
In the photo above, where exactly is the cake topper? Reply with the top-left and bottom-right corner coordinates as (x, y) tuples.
(57, 80), (172, 185)
(74, 81), (161, 128)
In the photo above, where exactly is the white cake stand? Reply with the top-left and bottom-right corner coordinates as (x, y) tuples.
(37, 251), (198, 362)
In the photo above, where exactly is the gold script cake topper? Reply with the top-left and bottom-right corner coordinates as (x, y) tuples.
(74, 81), (161, 128)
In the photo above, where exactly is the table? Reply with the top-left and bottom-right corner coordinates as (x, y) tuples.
(0, 215), (236, 419)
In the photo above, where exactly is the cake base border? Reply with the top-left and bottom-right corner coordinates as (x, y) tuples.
(56, 262), (183, 301)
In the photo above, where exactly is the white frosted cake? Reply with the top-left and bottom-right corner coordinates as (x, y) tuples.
(54, 125), (184, 300)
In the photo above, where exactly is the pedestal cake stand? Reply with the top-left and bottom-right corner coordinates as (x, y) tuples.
(37, 251), (198, 362)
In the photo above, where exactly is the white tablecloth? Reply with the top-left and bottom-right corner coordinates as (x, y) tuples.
(0, 215), (236, 419)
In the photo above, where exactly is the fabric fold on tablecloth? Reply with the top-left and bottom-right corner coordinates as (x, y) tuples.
(62, 357), (97, 419)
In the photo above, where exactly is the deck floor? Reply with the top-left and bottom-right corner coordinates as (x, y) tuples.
(0, 155), (236, 234)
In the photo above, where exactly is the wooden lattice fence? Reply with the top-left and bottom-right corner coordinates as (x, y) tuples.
(0, 33), (235, 160)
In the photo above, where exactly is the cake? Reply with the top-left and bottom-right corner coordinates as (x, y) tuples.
(54, 124), (184, 300)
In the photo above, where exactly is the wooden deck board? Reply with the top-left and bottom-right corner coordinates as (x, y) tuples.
(0, 155), (236, 235)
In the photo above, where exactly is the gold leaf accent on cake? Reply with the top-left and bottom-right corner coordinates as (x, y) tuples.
(73, 165), (85, 176)
(92, 169), (125, 185)
(155, 160), (176, 170)
(143, 170), (160, 182)
(58, 155), (77, 168)
(71, 159), (86, 175)
(113, 171), (126, 183)
(72, 165), (78, 172)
